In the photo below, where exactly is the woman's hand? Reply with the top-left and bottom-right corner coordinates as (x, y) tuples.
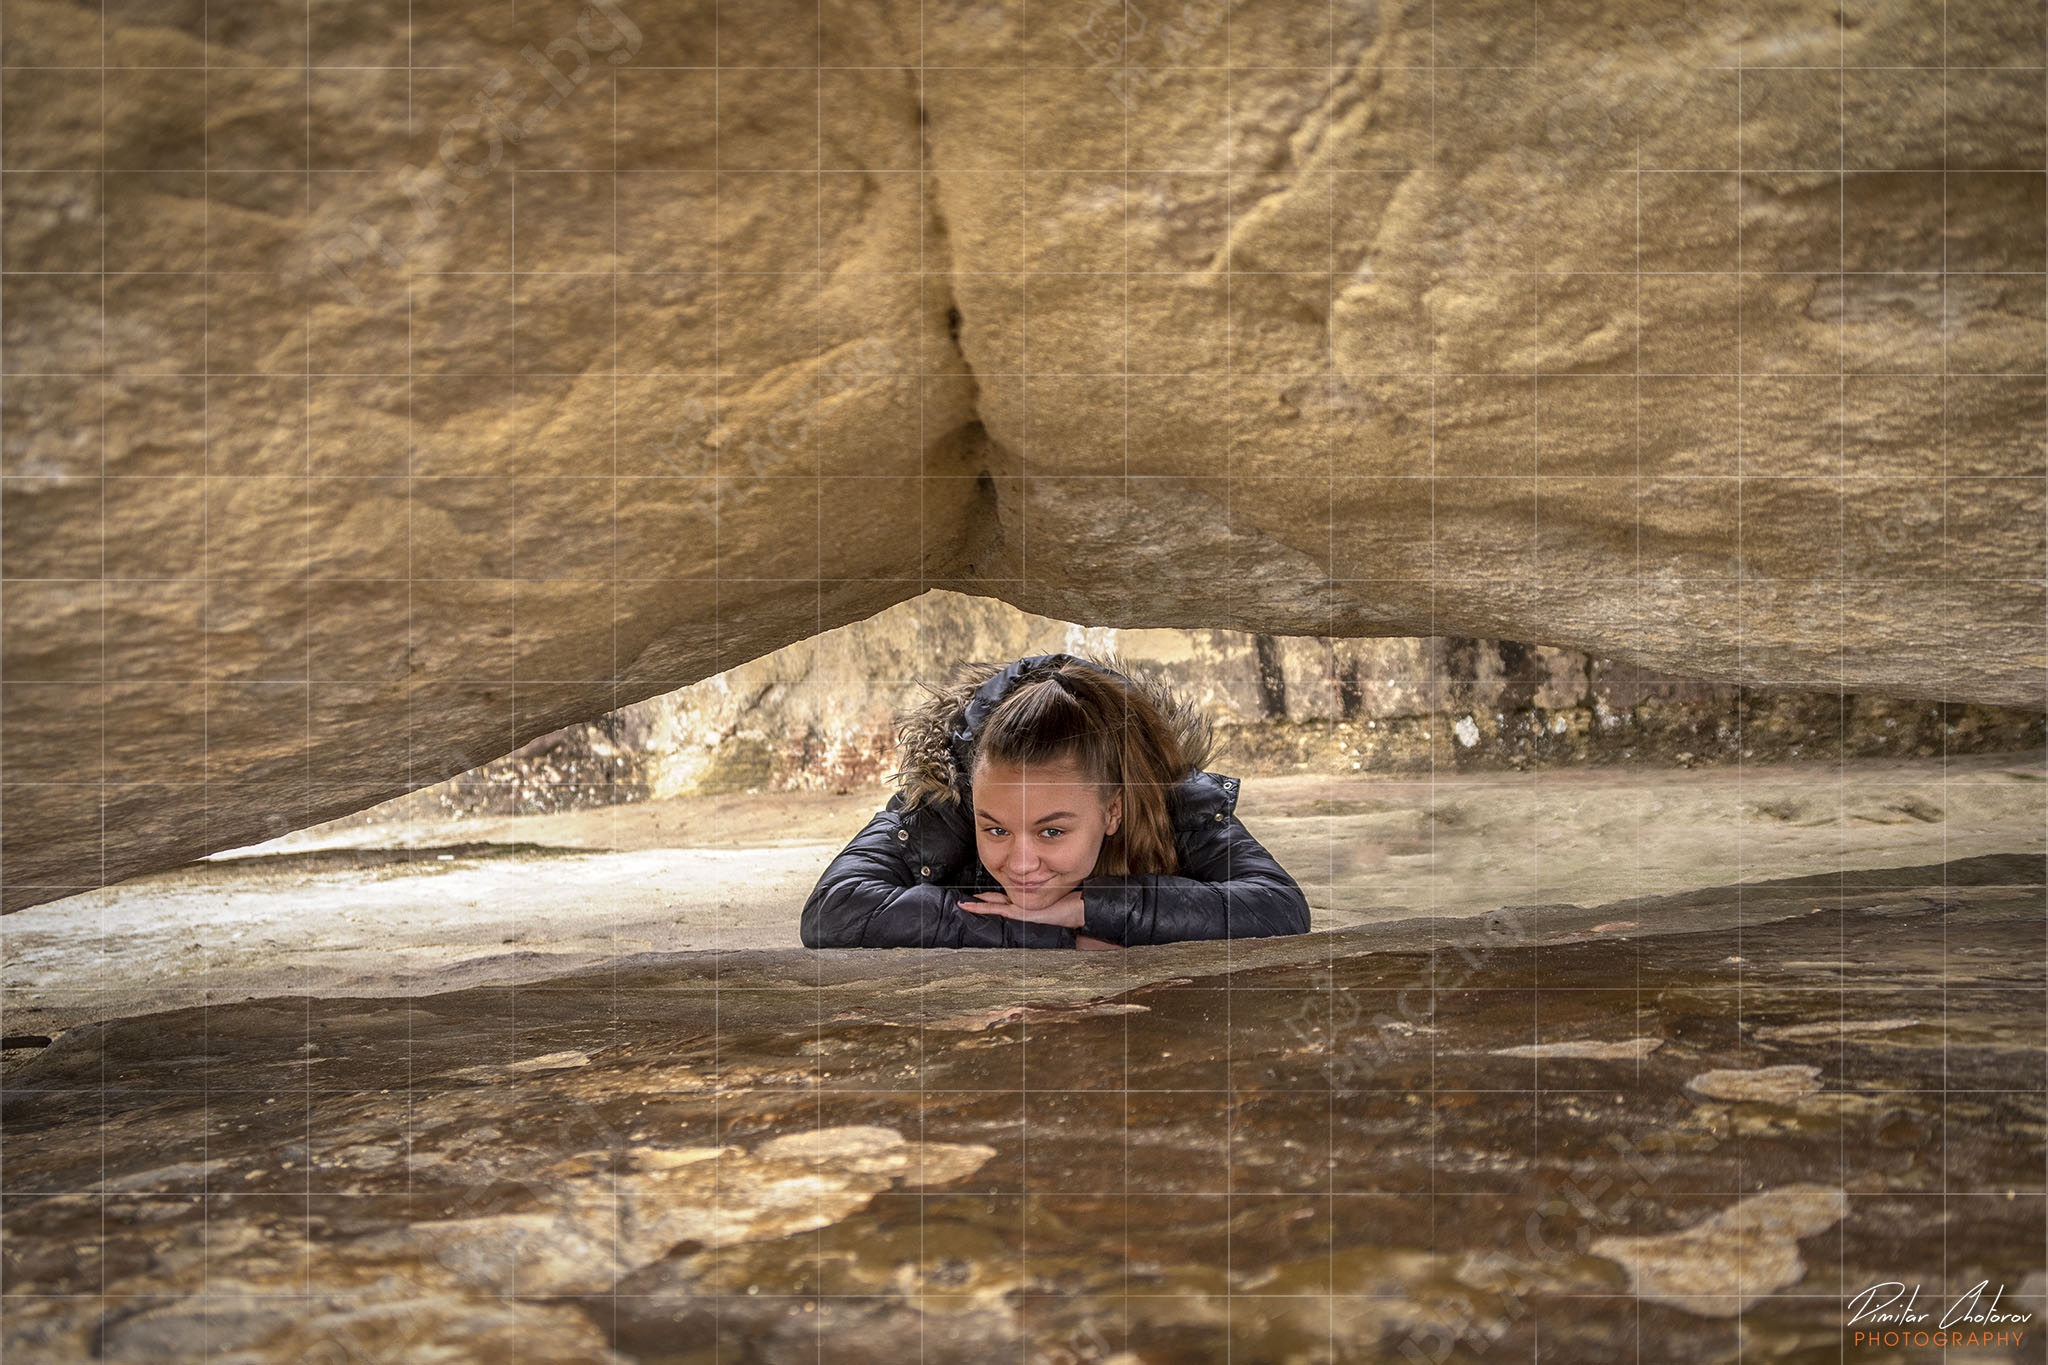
(959, 887), (1087, 930)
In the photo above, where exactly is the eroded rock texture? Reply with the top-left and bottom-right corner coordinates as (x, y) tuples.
(3, 855), (2044, 1359)
(2, 0), (2044, 905)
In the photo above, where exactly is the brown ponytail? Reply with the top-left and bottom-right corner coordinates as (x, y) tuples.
(970, 657), (1193, 878)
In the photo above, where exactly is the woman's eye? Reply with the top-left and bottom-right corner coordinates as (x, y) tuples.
(1040, 827), (1064, 838)
(983, 826), (1007, 838)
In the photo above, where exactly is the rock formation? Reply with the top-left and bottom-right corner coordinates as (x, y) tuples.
(3, 0), (2043, 906)
(3, 856), (2043, 1357)
(322, 590), (2040, 829)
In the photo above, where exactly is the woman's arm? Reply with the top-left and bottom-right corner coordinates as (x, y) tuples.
(1079, 814), (1311, 946)
(800, 809), (1080, 949)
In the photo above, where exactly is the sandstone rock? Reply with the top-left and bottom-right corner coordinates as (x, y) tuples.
(3, 0), (2042, 907)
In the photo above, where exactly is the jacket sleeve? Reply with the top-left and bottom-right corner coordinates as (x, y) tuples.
(800, 807), (1079, 950)
(1079, 813), (1311, 946)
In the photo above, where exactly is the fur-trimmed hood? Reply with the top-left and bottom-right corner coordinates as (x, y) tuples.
(887, 650), (1215, 811)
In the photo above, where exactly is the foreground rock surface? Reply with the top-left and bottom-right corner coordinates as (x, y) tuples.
(10, 754), (2043, 1037)
(3, 855), (2043, 1360)
(4, 0), (2045, 907)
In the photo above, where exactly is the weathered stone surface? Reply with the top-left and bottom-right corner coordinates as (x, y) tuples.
(3, 0), (2043, 905)
(3, 855), (2043, 1360)
(9, 759), (2042, 1041)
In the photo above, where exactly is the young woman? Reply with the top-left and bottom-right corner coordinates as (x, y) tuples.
(800, 650), (1312, 949)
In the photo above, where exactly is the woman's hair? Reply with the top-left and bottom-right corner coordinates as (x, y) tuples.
(969, 657), (1194, 879)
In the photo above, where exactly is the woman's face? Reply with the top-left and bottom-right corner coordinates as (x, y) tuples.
(971, 754), (1122, 911)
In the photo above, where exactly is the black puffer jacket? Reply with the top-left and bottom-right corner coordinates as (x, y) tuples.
(799, 652), (1312, 949)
